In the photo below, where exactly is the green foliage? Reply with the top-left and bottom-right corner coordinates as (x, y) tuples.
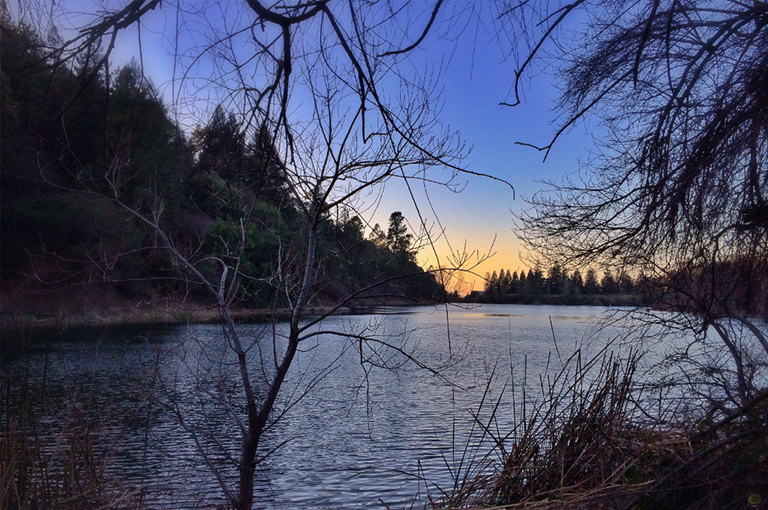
(186, 170), (235, 218)
(1, 194), (143, 271)
(0, 17), (443, 311)
(308, 211), (442, 303)
(108, 60), (186, 219)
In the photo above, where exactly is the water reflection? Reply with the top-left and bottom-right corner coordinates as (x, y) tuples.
(3, 304), (624, 509)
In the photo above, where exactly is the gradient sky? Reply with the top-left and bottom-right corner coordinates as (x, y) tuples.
(372, 26), (596, 292)
(42, 1), (597, 293)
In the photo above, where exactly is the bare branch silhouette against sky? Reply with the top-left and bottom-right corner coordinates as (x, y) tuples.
(9, 0), (596, 288)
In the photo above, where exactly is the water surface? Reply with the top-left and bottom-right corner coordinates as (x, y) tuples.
(4, 304), (623, 509)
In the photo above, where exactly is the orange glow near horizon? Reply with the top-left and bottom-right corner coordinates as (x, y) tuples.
(416, 232), (530, 296)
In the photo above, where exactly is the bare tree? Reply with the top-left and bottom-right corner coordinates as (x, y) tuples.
(500, 0), (768, 406)
(3, 1), (511, 508)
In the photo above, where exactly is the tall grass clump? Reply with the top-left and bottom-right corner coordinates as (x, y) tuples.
(0, 372), (140, 509)
(435, 345), (768, 510)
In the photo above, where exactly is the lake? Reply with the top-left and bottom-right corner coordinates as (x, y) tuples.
(3, 304), (635, 509)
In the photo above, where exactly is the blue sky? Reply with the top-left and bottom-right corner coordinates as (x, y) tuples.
(371, 21), (596, 290)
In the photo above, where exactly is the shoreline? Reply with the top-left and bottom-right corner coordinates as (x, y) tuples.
(1, 304), (332, 335)
(0, 298), (438, 351)
(0, 298), (638, 338)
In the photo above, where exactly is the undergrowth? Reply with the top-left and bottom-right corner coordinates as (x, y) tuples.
(0, 371), (141, 509)
(433, 346), (768, 510)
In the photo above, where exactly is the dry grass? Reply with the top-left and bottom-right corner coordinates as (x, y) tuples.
(434, 347), (768, 510)
(0, 373), (142, 510)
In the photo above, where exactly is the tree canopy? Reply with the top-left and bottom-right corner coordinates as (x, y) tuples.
(505, 1), (767, 309)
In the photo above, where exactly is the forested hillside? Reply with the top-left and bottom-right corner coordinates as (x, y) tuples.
(0, 17), (442, 326)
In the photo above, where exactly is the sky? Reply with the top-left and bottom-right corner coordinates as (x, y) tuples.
(376, 55), (594, 292)
(29, 1), (597, 293)
(370, 12), (596, 292)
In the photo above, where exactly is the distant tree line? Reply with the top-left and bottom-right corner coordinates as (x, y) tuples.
(480, 263), (645, 305)
(0, 17), (442, 314)
(480, 258), (768, 311)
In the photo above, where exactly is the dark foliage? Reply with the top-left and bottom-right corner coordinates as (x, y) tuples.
(506, 0), (768, 321)
(0, 16), (443, 314)
(481, 261), (641, 305)
(440, 350), (768, 510)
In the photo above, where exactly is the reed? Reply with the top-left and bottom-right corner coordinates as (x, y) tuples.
(0, 372), (141, 510)
(435, 346), (768, 510)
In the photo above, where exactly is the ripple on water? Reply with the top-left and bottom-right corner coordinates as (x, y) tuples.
(5, 305), (627, 508)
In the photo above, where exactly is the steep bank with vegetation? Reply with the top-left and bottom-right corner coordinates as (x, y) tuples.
(1, 3), (474, 505)
(0, 17), (443, 337)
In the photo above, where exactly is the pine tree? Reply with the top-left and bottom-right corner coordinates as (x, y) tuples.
(490, 270), (499, 292)
(601, 270), (619, 295)
(618, 273), (634, 295)
(584, 269), (599, 295)
(368, 224), (387, 249)
(386, 211), (415, 264)
(570, 269), (584, 295)
(547, 262), (564, 295)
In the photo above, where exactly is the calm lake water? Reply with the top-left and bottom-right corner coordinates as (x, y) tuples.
(4, 304), (633, 509)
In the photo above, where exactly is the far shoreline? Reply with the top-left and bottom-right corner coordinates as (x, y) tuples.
(0, 296), (642, 357)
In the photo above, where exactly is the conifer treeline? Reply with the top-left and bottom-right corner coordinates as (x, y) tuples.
(481, 263), (645, 304)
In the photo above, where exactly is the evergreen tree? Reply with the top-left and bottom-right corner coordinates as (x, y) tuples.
(386, 211), (415, 264)
(570, 269), (584, 296)
(247, 123), (288, 202)
(368, 223), (387, 249)
(490, 270), (499, 293)
(636, 271), (649, 299)
(601, 270), (619, 294)
(519, 269), (528, 294)
(547, 262), (564, 295)
(584, 268), (599, 295)
(187, 105), (254, 219)
(193, 105), (247, 180)
(109, 60), (185, 219)
(527, 264), (544, 295)
(618, 272), (634, 295)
